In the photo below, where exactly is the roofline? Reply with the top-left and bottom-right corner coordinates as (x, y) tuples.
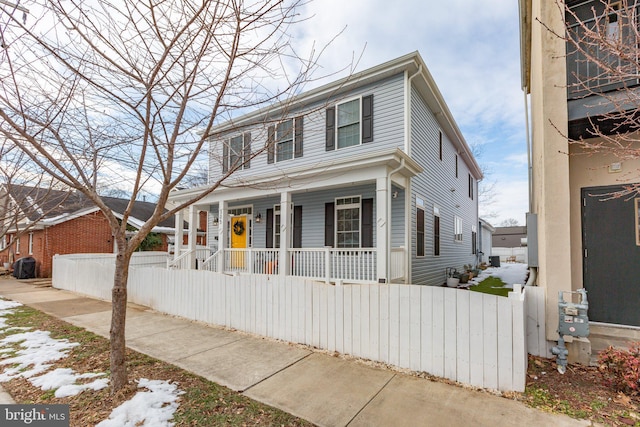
(208, 51), (482, 179)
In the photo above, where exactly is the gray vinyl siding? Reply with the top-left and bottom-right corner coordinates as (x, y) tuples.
(208, 73), (406, 182)
(409, 86), (478, 286)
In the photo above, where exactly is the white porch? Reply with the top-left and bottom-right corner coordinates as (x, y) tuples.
(168, 148), (421, 284)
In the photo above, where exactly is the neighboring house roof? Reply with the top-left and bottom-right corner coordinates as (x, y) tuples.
(479, 218), (496, 233)
(3, 184), (178, 232)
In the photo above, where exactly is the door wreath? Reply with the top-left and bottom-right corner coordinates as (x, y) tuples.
(233, 220), (245, 236)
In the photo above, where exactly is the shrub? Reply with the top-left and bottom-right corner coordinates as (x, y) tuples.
(597, 342), (640, 394)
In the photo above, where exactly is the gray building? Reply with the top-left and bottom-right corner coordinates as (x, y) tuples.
(169, 52), (482, 286)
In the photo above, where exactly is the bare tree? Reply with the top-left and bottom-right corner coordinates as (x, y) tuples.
(0, 142), (79, 265)
(561, 0), (640, 196)
(499, 218), (521, 227)
(0, 0), (331, 392)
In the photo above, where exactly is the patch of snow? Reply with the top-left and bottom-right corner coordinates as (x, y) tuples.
(96, 378), (184, 427)
(470, 263), (529, 289)
(30, 368), (108, 398)
(0, 330), (79, 381)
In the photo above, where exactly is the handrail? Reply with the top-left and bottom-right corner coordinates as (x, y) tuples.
(167, 249), (192, 269)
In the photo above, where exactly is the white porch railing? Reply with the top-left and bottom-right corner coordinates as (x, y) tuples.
(390, 247), (405, 281)
(171, 246), (404, 284)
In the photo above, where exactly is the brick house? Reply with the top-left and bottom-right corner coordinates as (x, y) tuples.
(0, 185), (182, 277)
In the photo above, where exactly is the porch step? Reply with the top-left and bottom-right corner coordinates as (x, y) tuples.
(588, 323), (640, 365)
(19, 278), (53, 288)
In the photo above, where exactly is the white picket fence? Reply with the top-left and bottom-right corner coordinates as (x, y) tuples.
(51, 254), (543, 392)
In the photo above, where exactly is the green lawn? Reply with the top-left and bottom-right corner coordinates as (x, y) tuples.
(469, 276), (510, 297)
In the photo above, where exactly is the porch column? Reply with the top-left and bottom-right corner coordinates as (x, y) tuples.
(218, 201), (228, 273)
(173, 209), (183, 260)
(188, 205), (198, 269)
(376, 176), (389, 283)
(279, 191), (291, 276)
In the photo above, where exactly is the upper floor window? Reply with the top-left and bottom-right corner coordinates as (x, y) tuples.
(268, 116), (303, 164)
(222, 133), (251, 173)
(326, 95), (373, 151)
(469, 174), (474, 199)
(455, 154), (459, 178)
(276, 120), (294, 162)
(439, 131), (443, 161)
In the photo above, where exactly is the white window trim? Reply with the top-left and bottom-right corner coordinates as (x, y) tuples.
(228, 133), (247, 171)
(274, 119), (295, 163)
(15, 235), (20, 254)
(335, 195), (362, 248)
(28, 232), (33, 255)
(335, 96), (362, 150)
(454, 215), (463, 242)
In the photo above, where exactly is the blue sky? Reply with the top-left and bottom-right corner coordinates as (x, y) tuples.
(293, 0), (529, 226)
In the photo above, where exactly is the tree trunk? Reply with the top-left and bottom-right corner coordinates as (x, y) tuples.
(110, 237), (132, 393)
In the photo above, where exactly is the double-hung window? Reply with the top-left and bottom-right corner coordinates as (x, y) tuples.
(223, 133), (251, 172)
(276, 120), (294, 162)
(336, 196), (361, 248)
(433, 206), (440, 256)
(337, 99), (361, 149)
(326, 95), (373, 150)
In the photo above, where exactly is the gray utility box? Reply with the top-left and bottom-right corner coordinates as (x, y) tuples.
(558, 289), (589, 338)
(552, 289), (589, 373)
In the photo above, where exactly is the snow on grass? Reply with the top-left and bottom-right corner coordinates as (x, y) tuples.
(0, 297), (183, 425)
(0, 329), (80, 380)
(96, 378), (184, 427)
(470, 262), (529, 289)
(30, 368), (109, 398)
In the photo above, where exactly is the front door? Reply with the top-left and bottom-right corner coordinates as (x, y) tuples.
(230, 215), (247, 268)
(582, 185), (640, 326)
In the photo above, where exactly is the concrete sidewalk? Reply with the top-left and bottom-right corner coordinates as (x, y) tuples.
(0, 278), (591, 426)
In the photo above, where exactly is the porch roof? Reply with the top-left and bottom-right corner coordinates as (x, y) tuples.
(169, 147), (422, 206)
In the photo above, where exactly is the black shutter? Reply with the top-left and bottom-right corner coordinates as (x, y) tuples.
(362, 95), (373, 143)
(294, 116), (303, 158)
(362, 198), (373, 247)
(243, 132), (251, 169)
(293, 205), (302, 248)
(324, 202), (334, 247)
(267, 125), (275, 164)
(325, 107), (335, 151)
(222, 139), (229, 173)
(266, 208), (274, 248)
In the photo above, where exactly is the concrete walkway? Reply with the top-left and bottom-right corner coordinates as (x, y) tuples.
(0, 278), (592, 426)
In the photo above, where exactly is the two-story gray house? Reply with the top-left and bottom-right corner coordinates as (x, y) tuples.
(168, 51), (482, 286)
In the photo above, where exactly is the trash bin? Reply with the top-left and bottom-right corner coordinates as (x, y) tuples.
(13, 257), (36, 279)
(489, 255), (500, 267)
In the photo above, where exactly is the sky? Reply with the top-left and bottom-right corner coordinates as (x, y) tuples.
(293, 0), (529, 226)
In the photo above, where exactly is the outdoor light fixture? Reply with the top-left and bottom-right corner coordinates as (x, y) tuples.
(212, 217), (219, 226)
(255, 213), (262, 223)
(392, 191), (398, 199)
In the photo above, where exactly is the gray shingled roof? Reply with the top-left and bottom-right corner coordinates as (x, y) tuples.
(8, 185), (176, 229)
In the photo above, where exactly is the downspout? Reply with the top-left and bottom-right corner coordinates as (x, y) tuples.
(524, 89), (537, 287)
(398, 64), (422, 283)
